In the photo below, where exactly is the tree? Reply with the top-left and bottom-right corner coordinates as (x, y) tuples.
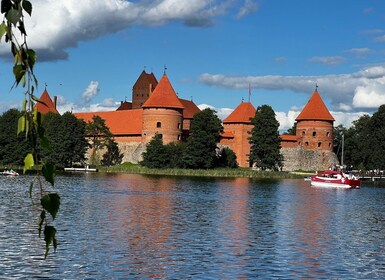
(43, 112), (89, 168)
(249, 104), (283, 171)
(101, 139), (123, 166)
(284, 122), (297, 135)
(0, 109), (30, 165)
(165, 141), (185, 168)
(85, 115), (113, 166)
(217, 147), (238, 168)
(365, 105), (385, 169)
(141, 134), (169, 168)
(1, 0), (59, 258)
(182, 108), (223, 169)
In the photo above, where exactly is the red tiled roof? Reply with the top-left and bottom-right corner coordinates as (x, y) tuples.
(36, 89), (59, 114)
(133, 70), (158, 91)
(179, 98), (200, 119)
(223, 102), (256, 124)
(116, 101), (132, 110)
(142, 74), (184, 109)
(296, 90), (334, 121)
(280, 135), (298, 142)
(74, 109), (142, 135)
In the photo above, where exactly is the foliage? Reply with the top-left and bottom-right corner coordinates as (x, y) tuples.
(165, 141), (186, 168)
(141, 134), (169, 168)
(101, 139), (123, 166)
(183, 108), (223, 169)
(42, 112), (89, 168)
(216, 147), (238, 168)
(333, 124), (348, 161)
(0, 0), (58, 258)
(0, 108), (30, 165)
(85, 115), (113, 166)
(249, 104), (283, 171)
(284, 122), (297, 135)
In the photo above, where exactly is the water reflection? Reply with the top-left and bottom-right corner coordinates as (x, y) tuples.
(0, 174), (384, 278)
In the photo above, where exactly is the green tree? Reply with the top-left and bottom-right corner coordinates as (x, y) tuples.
(284, 122), (297, 135)
(141, 134), (169, 168)
(365, 105), (385, 169)
(1, 0), (59, 257)
(0, 108), (30, 165)
(217, 147), (238, 168)
(85, 115), (113, 166)
(183, 108), (223, 169)
(333, 124), (347, 161)
(101, 139), (123, 166)
(43, 112), (89, 168)
(165, 141), (185, 168)
(249, 104), (283, 171)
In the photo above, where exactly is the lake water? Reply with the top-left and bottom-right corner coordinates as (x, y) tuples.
(0, 173), (384, 279)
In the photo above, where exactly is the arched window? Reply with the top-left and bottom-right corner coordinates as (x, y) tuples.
(302, 131), (305, 136)
(157, 122), (161, 128)
(326, 132), (330, 137)
(305, 142), (309, 146)
(312, 131), (317, 137)
(318, 142), (322, 148)
(177, 123), (181, 129)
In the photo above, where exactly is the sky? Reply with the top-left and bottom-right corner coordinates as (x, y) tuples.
(1, 0), (385, 131)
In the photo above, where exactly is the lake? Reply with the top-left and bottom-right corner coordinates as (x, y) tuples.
(0, 173), (384, 279)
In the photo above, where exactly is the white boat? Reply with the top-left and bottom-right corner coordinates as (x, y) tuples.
(1, 169), (19, 176)
(310, 170), (360, 189)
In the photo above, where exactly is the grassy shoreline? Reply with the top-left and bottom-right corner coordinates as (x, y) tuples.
(99, 163), (307, 179)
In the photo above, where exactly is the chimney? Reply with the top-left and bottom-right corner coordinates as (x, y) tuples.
(54, 96), (57, 109)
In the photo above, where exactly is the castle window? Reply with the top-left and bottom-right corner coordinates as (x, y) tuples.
(327, 132), (330, 137)
(177, 135), (181, 140)
(318, 142), (322, 148)
(159, 134), (163, 139)
(305, 142), (309, 146)
(177, 123), (181, 129)
(329, 143), (332, 148)
(312, 131), (317, 137)
(157, 122), (161, 128)
(302, 131), (305, 136)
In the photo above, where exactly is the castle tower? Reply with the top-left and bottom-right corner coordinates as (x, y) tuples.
(132, 70), (158, 109)
(221, 101), (256, 168)
(36, 88), (59, 114)
(295, 88), (334, 151)
(141, 74), (184, 144)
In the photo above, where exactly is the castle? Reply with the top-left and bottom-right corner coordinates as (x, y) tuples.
(38, 70), (338, 171)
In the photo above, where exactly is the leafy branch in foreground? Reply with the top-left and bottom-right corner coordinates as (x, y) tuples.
(1, 0), (59, 258)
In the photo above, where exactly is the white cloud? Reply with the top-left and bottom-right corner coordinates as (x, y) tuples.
(198, 64), (385, 111)
(0, 0), (256, 61)
(81, 81), (100, 104)
(236, 0), (258, 19)
(308, 56), (346, 66)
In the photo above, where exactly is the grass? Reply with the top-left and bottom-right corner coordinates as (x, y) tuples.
(99, 163), (304, 179)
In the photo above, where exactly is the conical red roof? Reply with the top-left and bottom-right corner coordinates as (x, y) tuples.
(36, 88), (59, 114)
(223, 102), (256, 124)
(142, 74), (184, 109)
(295, 90), (334, 121)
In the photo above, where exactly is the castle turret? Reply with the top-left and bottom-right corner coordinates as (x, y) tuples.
(141, 74), (184, 144)
(295, 88), (334, 151)
(132, 70), (158, 109)
(36, 88), (59, 114)
(221, 101), (256, 167)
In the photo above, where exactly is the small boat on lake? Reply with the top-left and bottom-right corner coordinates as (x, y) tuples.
(1, 169), (19, 176)
(310, 170), (360, 189)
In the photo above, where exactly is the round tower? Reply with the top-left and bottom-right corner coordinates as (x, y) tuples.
(141, 74), (184, 144)
(295, 88), (334, 151)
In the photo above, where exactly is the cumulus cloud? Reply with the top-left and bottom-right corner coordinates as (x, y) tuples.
(0, 0), (256, 61)
(198, 64), (385, 111)
(81, 81), (100, 104)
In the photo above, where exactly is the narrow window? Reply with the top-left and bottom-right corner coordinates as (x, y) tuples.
(177, 123), (181, 129)
(318, 142), (322, 148)
(305, 142), (309, 146)
(177, 135), (181, 141)
(326, 132), (330, 137)
(158, 134), (163, 139)
(157, 122), (161, 128)
(312, 131), (316, 137)
(302, 131), (305, 136)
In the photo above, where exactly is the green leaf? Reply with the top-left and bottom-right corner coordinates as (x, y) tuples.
(1, 0), (12, 14)
(23, 153), (34, 173)
(21, 98), (27, 111)
(27, 49), (36, 70)
(13, 64), (26, 87)
(41, 193), (60, 220)
(22, 0), (32, 16)
(6, 8), (22, 26)
(0, 22), (6, 41)
(42, 163), (55, 186)
(38, 210), (46, 237)
(44, 225), (57, 259)
(17, 115), (25, 135)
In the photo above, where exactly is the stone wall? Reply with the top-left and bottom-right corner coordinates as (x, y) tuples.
(281, 147), (338, 172)
(118, 142), (144, 164)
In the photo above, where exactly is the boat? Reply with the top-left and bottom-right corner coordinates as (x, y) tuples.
(310, 170), (360, 189)
(1, 169), (19, 176)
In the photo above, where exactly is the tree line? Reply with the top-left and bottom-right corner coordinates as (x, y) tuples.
(0, 109), (122, 168)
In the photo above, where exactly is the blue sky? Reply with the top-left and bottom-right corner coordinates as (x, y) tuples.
(1, 0), (385, 131)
